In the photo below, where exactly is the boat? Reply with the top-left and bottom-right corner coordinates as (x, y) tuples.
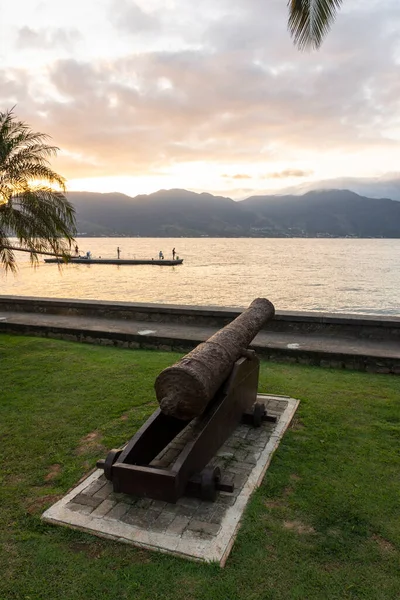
(44, 257), (183, 266)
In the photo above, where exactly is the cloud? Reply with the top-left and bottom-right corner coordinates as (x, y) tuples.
(17, 26), (82, 50)
(109, 0), (160, 34)
(0, 71), (29, 104)
(222, 173), (252, 179)
(2, 0), (400, 185)
(268, 169), (314, 179)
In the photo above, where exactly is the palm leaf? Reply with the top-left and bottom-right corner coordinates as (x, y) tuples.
(288, 0), (342, 50)
(0, 107), (76, 271)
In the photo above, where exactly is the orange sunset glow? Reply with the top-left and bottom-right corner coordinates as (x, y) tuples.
(2, 0), (400, 198)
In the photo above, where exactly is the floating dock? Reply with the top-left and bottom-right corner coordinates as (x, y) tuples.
(44, 258), (183, 266)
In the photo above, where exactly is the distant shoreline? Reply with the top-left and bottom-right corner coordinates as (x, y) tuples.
(75, 234), (399, 239)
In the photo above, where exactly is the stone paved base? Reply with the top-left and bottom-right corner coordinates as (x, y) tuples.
(42, 394), (299, 566)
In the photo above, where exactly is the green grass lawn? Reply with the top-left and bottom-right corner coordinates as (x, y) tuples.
(1, 334), (399, 600)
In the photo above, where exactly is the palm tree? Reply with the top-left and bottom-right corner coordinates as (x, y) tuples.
(288, 0), (343, 50)
(0, 108), (76, 272)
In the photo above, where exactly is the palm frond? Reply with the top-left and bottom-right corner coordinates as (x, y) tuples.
(0, 230), (16, 273)
(4, 188), (75, 240)
(0, 108), (76, 271)
(288, 0), (342, 50)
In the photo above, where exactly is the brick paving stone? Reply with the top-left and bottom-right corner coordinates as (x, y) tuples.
(150, 511), (177, 532)
(231, 429), (248, 440)
(247, 442), (259, 452)
(176, 505), (197, 517)
(146, 509), (163, 528)
(93, 482), (114, 500)
(209, 505), (226, 524)
(241, 453), (258, 466)
(266, 413), (280, 422)
(230, 462), (253, 475)
(236, 424), (250, 434)
(234, 449), (250, 462)
(220, 472), (235, 486)
(228, 471), (248, 490)
(219, 444), (236, 454)
(165, 515), (190, 535)
(216, 451), (235, 460)
(162, 503), (196, 518)
(267, 400), (280, 409)
(250, 450), (262, 461)
(144, 509), (161, 528)
(151, 500), (167, 510)
(83, 479), (107, 497)
(230, 439), (250, 451)
(162, 502), (181, 514)
(92, 499), (116, 518)
(125, 507), (160, 529)
(229, 486), (241, 499)
(136, 498), (153, 510)
(146, 503), (164, 518)
(216, 493), (236, 507)
(73, 493), (103, 508)
(194, 503), (226, 524)
(176, 496), (201, 510)
(187, 519), (221, 536)
(246, 429), (263, 441)
(122, 507), (148, 527)
(113, 493), (138, 505)
(193, 503), (216, 520)
(253, 439), (268, 449)
(175, 504), (198, 518)
(67, 502), (94, 515)
(250, 435), (269, 446)
(181, 528), (213, 541)
(106, 502), (131, 520)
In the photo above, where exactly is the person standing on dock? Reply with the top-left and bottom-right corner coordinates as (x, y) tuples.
(75, 244), (79, 256)
(172, 247), (176, 260)
(159, 250), (164, 260)
(117, 246), (121, 259)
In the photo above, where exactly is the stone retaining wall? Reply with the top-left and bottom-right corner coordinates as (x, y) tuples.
(2, 321), (398, 374)
(1, 295), (399, 341)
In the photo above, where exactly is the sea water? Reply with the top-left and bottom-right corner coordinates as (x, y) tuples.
(1, 238), (399, 316)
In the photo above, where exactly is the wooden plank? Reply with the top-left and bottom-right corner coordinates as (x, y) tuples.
(112, 464), (178, 502)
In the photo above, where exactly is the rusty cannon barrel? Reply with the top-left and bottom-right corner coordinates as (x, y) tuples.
(154, 298), (275, 421)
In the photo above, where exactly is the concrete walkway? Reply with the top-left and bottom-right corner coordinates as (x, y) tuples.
(1, 309), (399, 373)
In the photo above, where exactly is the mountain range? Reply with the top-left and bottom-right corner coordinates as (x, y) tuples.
(68, 188), (400, 238)
(271, 175), (400, 201)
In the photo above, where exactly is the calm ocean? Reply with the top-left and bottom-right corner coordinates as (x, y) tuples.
(1, 238), (399, 316)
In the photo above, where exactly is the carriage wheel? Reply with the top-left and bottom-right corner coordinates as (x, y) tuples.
(253, 402), (265, 428)
(104, 448), (122, 480)
(200, 466), (221, 502)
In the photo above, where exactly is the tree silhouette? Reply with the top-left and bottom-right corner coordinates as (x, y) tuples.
(0, 108), (76, 272)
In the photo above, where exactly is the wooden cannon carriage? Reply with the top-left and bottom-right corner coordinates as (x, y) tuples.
(97, 298), (277, 503)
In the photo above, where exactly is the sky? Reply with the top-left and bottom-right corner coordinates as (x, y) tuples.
(1, 0), (400, 199)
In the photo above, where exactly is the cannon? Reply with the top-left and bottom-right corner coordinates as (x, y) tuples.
(97, 298), (277, 503)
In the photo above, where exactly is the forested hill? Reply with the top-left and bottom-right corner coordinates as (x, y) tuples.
(67, 188), (400, 238)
